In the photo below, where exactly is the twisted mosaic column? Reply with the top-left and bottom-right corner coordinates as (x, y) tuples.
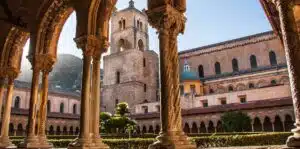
(273, 0), (300, 147)
(147, 4), (196, 149)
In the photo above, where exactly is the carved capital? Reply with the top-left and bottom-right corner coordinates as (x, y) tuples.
(272, 0), (295, 9)
(74, 35), (100, 57)
(6, 67), (20, 80)
(146, 5), (186, 37)
(93, 36), (109, 60)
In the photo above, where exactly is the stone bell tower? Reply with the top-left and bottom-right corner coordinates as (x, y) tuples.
(102, 0), (159, 114)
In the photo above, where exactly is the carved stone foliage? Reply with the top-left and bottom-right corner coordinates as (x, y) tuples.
(35, 0), (72, 59)
(0, 27), (29, 79)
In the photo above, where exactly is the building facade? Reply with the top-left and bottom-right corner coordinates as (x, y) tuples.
(102, 2), (159, 114)
(2, 80), (80, 136)
(133, 31), (294, 134)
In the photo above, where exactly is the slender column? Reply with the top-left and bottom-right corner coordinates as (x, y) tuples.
(0, 78), (5, 120)
(0, 78), (16, 147)
(37, 70), (53, 148)
(19, 66), (41, 148)
(147, 4), (196, 149)
(272, 123), (275, 132)
(91, 56), (108, 148)
(69, 36), (96, 149)
(274, 0), (300, 147)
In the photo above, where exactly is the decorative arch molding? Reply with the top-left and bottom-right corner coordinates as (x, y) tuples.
(1, 27), (29, 78)
(279, 76), (290, 85)
(34, 0), (73, 59)
(236, 83), (246, 91)
(256, 79), (268, 88)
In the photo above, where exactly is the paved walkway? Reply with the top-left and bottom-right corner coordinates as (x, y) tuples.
(204, 145), (284, 149)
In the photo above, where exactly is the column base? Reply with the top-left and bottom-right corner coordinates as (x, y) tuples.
(38, 135), (53, 149)
(286, 127), (300, 148)
(18, 135), (41, 149)
(148, 131), (196, 149)
(0, 136), (16, 148)
(91, 136), (109, 149)
(68, 137), (95, 149)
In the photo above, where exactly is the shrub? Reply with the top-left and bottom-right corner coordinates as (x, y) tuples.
(10, 132), (292, 148)
(221, 111), (252, 132)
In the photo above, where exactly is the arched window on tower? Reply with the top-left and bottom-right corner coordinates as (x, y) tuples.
(14, 96), (20, 109)
(118, 39), (125, 52)
(232, 58), (239, 72)
(73, 104), (77, 114)
(140, 22), (143, 30)
(250, 55), (258, 69)
(269, 51), (277, 66)
(122, 19), (126, 29)
(119, 21), (122, 30)
(47, 100), (51, 112)
(137, 20), (140, 29)
(60, 103), (64, 113)
(198, 65), (204, 78)
(215, 62), (221, 75)
(144, 84), (147, 92)
(116, 71), (120, 84)
(138, 39), (144, 51)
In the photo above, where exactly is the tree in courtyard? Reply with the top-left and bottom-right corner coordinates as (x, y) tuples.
(115, 102), (130, 116)
(100, 112), (112, 133)
(221, 111), (251, 132)
(100, 102), (136, 134)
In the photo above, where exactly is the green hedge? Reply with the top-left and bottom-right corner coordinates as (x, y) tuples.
(193, 132), (291, 148)
(10, 132), (292, 148)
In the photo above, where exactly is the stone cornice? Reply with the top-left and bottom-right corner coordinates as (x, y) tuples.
(179, 31), (278, 58)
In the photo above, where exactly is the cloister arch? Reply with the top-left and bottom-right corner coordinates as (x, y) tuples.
(191, 122), (198, 133)
(183, 123), (190, 134)
(253, 117), (262, 132)
(263, 117), (273, 132)
(148, 125), (154, 133)
(208, 121), (215, 133)
(63, 126), (68, 135)
(216, 121), (223, 132)
(274, 115), (283, 132)
(142, 125), (147, 134)
(9, 123), (14, 136)
(16, 123), (23, 136)
(69, 126), (74, 135)
(56, 126), (61, 135)
(49, 125), (54, 135)
(285, 114), (294, 132)
(199, 122), (206, 133)
(155, 125), (160, 134)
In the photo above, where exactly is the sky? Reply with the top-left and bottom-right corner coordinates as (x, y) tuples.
(22, 0), (272, 69)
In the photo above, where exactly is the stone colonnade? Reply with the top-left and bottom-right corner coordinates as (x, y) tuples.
(2, 0), (300, 149)
(0, 0), (116, 149)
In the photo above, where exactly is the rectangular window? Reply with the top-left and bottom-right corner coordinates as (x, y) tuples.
(180, 85), (184, 95)
(239, 95), (247, 103)
(219, 98), (227, 105)
(144, 84), (147, 92)
(116, 71), (120, 84)
(202, 100), (208, 107)
(143, 58), (146, 67)
(190, 85), (196, 94)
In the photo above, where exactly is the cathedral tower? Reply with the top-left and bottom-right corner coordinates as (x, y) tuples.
(102, 1), (159, 113)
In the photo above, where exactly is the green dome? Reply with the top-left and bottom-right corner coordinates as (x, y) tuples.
(180, 71), (200, 82)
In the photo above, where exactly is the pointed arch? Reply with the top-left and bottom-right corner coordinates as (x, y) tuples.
(250, 55), (258, 69)
(198, 65), (204, 78)
(191, 122), (198, 133)
(263, 117), (272, 132)
(199, 122), (206, 133)
(183, 123), (190, 134)
(274, 115), (283, 132)
(232, 58), (239, 72)
(215, 62), (221, 75)
(253, 117), (262, 132)
(269, 51), (277, 66)
(14, 96), (21, 109)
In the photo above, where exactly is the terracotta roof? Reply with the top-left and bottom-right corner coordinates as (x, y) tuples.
(131, 97), (292, 120)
